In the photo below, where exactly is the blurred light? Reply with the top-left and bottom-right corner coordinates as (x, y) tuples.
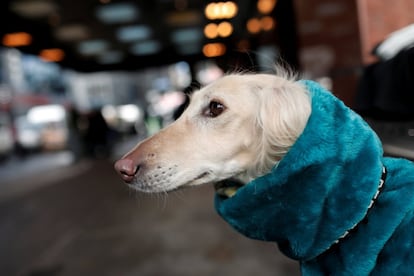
(204, 22), (233, 39)
(247, 16), (276, 34)
(169, 61), (192, 88)
(130, 40), (161, 55)
(2, 32), (32, 47)
(171, 28), (203, 44)
(205, 1), (238, 20)
(54, 24), (90, 41)
(196, 60), (224, 85)
(257, 0), (277, 14)
(39, 48), (65, 62)
(11, 0), (57, 18)
(96, 3), (139, 24)
(118, 104), (141, 123)
(247, 18), (261, 34)
(97, 50), (124, 64)
(222, 1), (238, 18)
(204, 23), (218, 39)
(261, 16), (276, 31)
(27, 104), (66, 124)
(101, 105), (117, 123)
(78, 39), (108, 55)
(217, 21), (233, 37)
(202, 43), (226, 57)
(153, 92), (186, 116)
(116, 25), (151, 42)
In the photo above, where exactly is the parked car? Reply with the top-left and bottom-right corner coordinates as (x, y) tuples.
(14, 115), (42, 154)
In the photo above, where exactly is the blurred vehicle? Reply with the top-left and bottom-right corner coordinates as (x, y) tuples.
(14, 104), (69, 153)
(0, 113), (14, 160)
(14, 115), (42, 153)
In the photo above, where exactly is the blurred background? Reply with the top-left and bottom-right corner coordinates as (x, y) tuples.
(0, 0), (413, 275)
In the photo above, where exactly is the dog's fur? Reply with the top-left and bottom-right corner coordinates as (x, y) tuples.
(114, 71), (311, 192)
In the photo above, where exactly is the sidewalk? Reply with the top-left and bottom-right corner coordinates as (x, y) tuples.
(0, 155), (300, 276)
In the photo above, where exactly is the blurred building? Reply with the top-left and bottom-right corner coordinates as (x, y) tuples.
(0, 0), (413, 154)
(294, 0), (414, 106)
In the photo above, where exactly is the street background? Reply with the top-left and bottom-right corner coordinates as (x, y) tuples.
(0, 141), (300, 276)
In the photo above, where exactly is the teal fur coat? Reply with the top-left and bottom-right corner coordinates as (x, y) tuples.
(215, 80), (414, 275)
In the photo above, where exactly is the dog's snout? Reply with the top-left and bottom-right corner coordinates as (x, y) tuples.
(114, 158), (139, 182)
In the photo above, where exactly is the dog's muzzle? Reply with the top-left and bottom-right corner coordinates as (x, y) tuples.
(214, 179), (244, 198)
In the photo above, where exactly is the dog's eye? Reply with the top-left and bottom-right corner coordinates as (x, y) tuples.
(205, 101), (225, 117)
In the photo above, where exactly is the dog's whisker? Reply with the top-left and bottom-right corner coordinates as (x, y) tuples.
(170, 189), (187, 202)
(154, 190), (169, 211)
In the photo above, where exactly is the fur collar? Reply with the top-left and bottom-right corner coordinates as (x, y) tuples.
(215, 80), (385, 260)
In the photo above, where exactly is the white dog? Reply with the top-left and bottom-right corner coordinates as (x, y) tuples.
(114, 71), (311, 193)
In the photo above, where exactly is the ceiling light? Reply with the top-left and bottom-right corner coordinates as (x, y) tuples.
(204, 22), (233, 39)
(96, 3), (139, 24)
(130, 41), (161, 55)
(78, 40), (108, 55)
(205, 1), (238, 20)
(54, 24), (90, 41)
(171, 28), (203, 44)
(39, 48), (65, 62)
(247, 18), (261, 34)
(116, 25), (151, 42)
(257, 0), (277, 14)
(10, 0), (57, 18)
(217, 21), (233, 37)
(2, 32), (32, 47)
(202, 43), (226, 57)
(97, 50), (124, 64)
(204, 23), (218, 39)
(261, 16), (276, 31)
(221, 1), (238, 18)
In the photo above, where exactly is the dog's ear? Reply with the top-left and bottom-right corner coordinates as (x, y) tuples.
(254, 79), (311, 174)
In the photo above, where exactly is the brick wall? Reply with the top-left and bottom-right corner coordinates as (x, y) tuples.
(293, 0), (361, 105)
(293, 0), (414, 106)
(357, 0), (414, 64)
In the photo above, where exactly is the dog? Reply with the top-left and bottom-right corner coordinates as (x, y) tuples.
(115, 70), (414, 275)
(114, 71), (310, 193)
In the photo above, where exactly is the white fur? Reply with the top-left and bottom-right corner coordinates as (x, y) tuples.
(115, 70), (312, 193)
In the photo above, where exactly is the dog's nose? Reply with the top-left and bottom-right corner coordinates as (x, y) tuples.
(114, 158), (139, 182)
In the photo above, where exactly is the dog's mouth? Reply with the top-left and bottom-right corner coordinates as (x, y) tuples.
(214, 178), (245, 199)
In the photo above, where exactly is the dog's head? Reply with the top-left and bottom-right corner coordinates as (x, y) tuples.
(114, 73), (311, 193)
